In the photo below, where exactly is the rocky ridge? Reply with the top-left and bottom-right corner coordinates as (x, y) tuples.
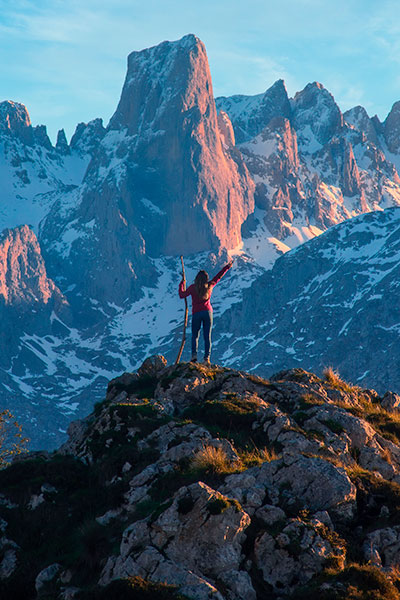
(217, 80), (400, 244)
(3, 358), (400, 599)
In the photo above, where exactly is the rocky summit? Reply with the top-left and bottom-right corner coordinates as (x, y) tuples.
(3, 358), (400, 599)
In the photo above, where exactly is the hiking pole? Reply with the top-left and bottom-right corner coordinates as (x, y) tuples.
(175, 256), (188, 364)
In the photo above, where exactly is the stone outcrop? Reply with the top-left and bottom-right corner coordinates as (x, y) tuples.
(3, 360), (400, 598)
(2, 360), (400, 598)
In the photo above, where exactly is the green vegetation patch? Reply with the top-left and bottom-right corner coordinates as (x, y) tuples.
(110, 374), (159, 399)
(77, 576), (188, 599)
(206, 496), (241, 515)
(183, 394), (265, 450)
(347, 467), (400, 529)
(366, 412), (400, 445)
(0, 454), (126, 597)
(291, 563), (400, 600)
(146, 457), (223, 507)
(87, 403), (169, 464)
(299, 393), (325, 408)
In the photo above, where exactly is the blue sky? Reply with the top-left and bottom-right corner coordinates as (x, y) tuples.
(1, 0), (400, 143)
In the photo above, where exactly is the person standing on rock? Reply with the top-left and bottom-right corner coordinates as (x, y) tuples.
(179, 260), (233, 364)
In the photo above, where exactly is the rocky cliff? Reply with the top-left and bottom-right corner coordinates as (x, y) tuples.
(39, 34), (255, 307)
(0, 101), (102, 234)
(217, 80), (400, 244)
(0, 225), (74, 448)
(2, 359), (400, 599)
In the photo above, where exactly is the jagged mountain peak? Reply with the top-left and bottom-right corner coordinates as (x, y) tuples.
(109, 33), (211, 135)
(0, 100), (31, 129)
(384, 100), (400, 153)
(69, 117), (105, 156)
(216, 78), (291, 143)
(292, 81), (343, 148)
(40, 33), (254, 308)
(0, 100), (34, 145)
(344, 105), (380, 147)
(292, 80), (339, 108)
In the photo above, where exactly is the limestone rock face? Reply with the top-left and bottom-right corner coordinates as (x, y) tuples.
(0, 225), (65, 309)
(69, 118), (106, 157)
(364, 526), (400, 567)
(106, 33), (254, 256)
(0, 224), (69, 368)
(217, 111), (235, 147)
(254, 517), (344, 593)
(40, 34), (254, 306)
(216, 79), (292, 143)
(384, 101), (400, 153)
(344, 105), (380, 147)
(292, 82), (343, 148)
(239, 116), (309, 237)
(0, 101), (33, 145)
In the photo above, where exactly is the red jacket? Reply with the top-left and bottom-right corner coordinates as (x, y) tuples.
(179, 264), (231, 314)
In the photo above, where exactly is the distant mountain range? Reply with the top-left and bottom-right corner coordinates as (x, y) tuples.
(2, 33), (400, 448)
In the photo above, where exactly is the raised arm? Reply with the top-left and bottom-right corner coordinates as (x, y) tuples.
(210, 260), (233, 285)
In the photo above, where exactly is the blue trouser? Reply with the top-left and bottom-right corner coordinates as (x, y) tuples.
(191, 310), (213, 359)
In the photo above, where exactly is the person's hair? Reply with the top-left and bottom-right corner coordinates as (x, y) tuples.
(194, 270), (210, 300)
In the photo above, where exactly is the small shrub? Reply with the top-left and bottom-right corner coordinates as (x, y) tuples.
(323, 367), (358, 394)
(0, 409), (29, 468)
(134, 498), (172, 521)
(206, 496), (241, 515)
(300, 393), (325, 408)
(239, 446), (279, 468)
(177, 496), (195, 515)
(365, 409), (400, 446)
(291, 562), (400, 600)
(206, 497), (229, 515)
(77, 575), (187, 599)
(192, 445), (232, 474)
(292, 410), (309, 425)
(183, 396), (264, 449)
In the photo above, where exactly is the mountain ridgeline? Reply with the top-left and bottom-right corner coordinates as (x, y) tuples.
(1, 33), (400, 448)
